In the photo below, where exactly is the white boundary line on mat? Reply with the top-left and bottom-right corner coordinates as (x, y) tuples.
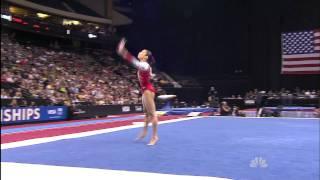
(202, 116), (320, 120)
(1, 117), (202, 150)
(1, 162), (232, 180)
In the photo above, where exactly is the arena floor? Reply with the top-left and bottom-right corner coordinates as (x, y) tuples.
(1, 114), (319, 180)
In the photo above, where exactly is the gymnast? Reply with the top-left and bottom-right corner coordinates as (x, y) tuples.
(117, 38), (159, 145)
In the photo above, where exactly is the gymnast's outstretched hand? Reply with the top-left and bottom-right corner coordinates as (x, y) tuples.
(117, 38), (128, 56)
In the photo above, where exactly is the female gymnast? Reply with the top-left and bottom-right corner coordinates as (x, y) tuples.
(117, 38), (159, 146)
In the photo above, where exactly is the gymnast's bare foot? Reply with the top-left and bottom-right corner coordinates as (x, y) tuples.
(147, 136), (159, 146)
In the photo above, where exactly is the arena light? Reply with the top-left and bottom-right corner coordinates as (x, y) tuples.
(9, 6), (28, 16)
(88, 33), (97, 38)
(63, 19), (81, 25)
(36, 13), (50, 19)
(1, 14), (12, 21)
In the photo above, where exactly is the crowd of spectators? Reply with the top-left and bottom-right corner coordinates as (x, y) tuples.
(222, 88), (320, 100)
(1, 33), (166, 107)
(243, 88), (320, 100)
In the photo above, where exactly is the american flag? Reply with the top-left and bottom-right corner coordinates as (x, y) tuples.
(281, 29), (320, 74)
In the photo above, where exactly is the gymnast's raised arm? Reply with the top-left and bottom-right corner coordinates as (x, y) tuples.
(116, 38), (149, 71)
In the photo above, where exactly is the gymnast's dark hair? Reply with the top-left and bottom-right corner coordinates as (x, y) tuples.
(146, 50), (155, 65)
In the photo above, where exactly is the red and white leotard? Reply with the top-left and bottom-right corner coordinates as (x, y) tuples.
(123, 52), (156, 93)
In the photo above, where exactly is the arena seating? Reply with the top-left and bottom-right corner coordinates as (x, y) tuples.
(1, 33), (166, 107)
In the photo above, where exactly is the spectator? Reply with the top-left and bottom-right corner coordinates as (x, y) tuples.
(220, 101), (232, 116)
(315, 108), (320, 118)
(231, 106), (245, 117)
(10, 99), (18, 107)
